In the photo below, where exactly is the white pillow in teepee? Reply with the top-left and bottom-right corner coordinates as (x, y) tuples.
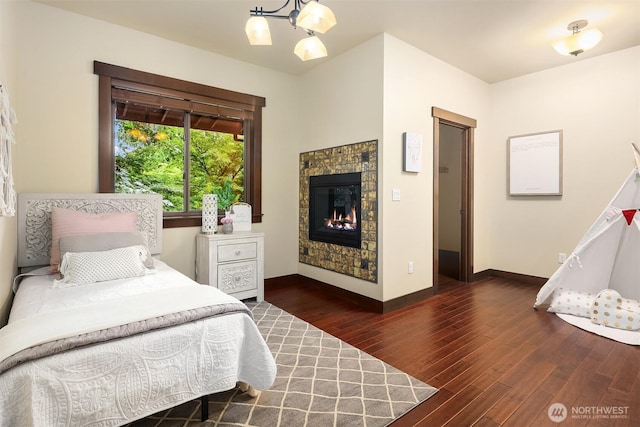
(547, 287), (595, 318)
(591, 289), (640, 331)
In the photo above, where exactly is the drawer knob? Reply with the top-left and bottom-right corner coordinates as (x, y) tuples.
(235, 250), (241, 255)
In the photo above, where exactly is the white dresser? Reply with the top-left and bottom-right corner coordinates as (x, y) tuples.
(195, 232), (264, 302)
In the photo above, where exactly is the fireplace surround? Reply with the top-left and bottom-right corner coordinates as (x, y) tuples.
(299, 140), (378, 283)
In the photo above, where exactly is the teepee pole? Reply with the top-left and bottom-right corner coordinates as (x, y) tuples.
(632, 143), (640, 170)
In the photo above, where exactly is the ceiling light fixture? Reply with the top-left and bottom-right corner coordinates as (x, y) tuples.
(553, 20), (603, 56)
(245, 0), (337, 61)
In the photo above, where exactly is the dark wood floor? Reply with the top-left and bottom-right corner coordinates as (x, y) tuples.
(265, 275), (639, 427)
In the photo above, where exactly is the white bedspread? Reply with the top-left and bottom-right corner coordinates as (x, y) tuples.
(0, 261), (277, 427)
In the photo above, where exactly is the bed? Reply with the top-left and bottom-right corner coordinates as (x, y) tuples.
(0, 193), (277, 426)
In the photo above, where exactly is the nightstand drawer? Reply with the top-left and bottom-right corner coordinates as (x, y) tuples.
(218, 242), (257, 262)
(217, 261), (258, 294)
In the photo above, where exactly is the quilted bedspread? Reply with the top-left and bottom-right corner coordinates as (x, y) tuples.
(0, 263), (277, 427)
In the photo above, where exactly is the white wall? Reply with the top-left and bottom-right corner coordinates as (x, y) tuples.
(7, 1), (299, 282)
(0, 1), (19, 325)
(488, 46), (640, 278)
(297, 34), (385, 300)
(296, 34), (491, 302)
(381, 34), (491, 301)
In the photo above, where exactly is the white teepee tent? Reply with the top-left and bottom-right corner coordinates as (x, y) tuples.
(534, 165), (640, 344)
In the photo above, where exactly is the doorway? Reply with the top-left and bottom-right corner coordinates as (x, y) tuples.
(432, 107), (477, 292)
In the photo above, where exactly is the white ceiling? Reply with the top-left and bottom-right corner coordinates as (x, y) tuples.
(35, 0), (640, 83)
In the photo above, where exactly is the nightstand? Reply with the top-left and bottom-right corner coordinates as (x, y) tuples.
(195, 232), (264, 301)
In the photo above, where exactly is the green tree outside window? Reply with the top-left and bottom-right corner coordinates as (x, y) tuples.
(115, 119), (244, 213)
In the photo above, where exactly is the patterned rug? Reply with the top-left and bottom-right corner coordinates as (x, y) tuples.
(130, 302), (437, 426)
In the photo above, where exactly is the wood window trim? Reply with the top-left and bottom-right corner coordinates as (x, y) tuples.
(94, 61), (264, 228)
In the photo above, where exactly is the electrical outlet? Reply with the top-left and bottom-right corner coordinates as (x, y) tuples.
(408, 261), (414, 274)
(558, 252), (567, 263)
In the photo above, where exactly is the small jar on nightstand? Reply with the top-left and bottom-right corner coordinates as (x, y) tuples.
(195, 231), (264, 302)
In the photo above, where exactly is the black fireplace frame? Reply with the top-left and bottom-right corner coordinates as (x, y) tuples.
(308, 172), (362, 248)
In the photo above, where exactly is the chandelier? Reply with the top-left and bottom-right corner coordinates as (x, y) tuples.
(553, 20), (603, 56)
(245, 0), (337, 61)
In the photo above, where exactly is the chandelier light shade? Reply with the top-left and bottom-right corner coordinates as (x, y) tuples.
(246, 0), (336, 61)
(297, 1), (337, 34)
(294, 35), (327, 61)
(245, 16), (272, 45)
(553, 20), (603, 56)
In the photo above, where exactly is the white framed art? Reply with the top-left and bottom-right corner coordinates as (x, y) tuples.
(403, 132), (423, 172)
(508, 129), (563, 196)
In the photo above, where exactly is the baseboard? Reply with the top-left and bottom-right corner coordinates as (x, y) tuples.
(475, 269), (548, 286)
(265, 270), (545, 314)
(381, 287), (435, 313)
(472, 269), (494, 281)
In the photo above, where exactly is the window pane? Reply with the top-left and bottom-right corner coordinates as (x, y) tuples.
(189, 114), (244, 212)
(115, 116), (185, 212)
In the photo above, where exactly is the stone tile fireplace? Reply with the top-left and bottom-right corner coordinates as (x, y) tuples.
(299, 140), (378, 283)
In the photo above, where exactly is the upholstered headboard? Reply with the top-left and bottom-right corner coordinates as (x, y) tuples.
(17, 193), (163, 268)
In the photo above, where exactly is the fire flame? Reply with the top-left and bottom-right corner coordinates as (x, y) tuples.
(325, 206), (357, 230)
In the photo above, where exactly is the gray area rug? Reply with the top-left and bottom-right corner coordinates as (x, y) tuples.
(130, 302), (437, 426)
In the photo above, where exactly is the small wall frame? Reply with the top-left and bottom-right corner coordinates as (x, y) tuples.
(508, 130), (563, 196)
(403, 132), (423, 172)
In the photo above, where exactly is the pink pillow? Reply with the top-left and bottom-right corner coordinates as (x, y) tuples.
(50, 207), (138, 267)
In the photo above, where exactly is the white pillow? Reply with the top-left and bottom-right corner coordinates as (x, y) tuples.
(59, 232), (154, 269)
(591, 289), (640, 331)
(547, 287), (595, 318)
(54, 245), (148, 288)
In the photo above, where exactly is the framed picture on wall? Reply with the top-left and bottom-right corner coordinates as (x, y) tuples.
(403, 132), (423, 172)
(508, 130), (563, 196)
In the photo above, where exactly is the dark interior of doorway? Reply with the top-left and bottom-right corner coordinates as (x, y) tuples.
(438, 122), (464, 281)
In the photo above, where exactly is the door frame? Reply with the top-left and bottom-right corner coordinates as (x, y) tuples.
(432, 107), (477, 291)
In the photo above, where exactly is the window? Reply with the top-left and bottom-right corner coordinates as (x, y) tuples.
(94, 61), (264, 228)
(114, 110), (244, 212)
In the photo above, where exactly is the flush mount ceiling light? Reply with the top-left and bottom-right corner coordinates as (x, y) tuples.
(245, 0), (336, 61)
(553, 20), (603, 56)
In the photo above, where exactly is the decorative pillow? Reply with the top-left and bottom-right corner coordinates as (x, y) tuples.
(59, 232), (154, 269)
(547, 287), (595, 318)
(591, 289), (640, 331)
(54, 245), (148, 288)
(50, 208), (138, 267)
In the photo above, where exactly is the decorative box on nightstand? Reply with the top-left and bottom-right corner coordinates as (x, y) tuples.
(195, 232), (264, 302)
